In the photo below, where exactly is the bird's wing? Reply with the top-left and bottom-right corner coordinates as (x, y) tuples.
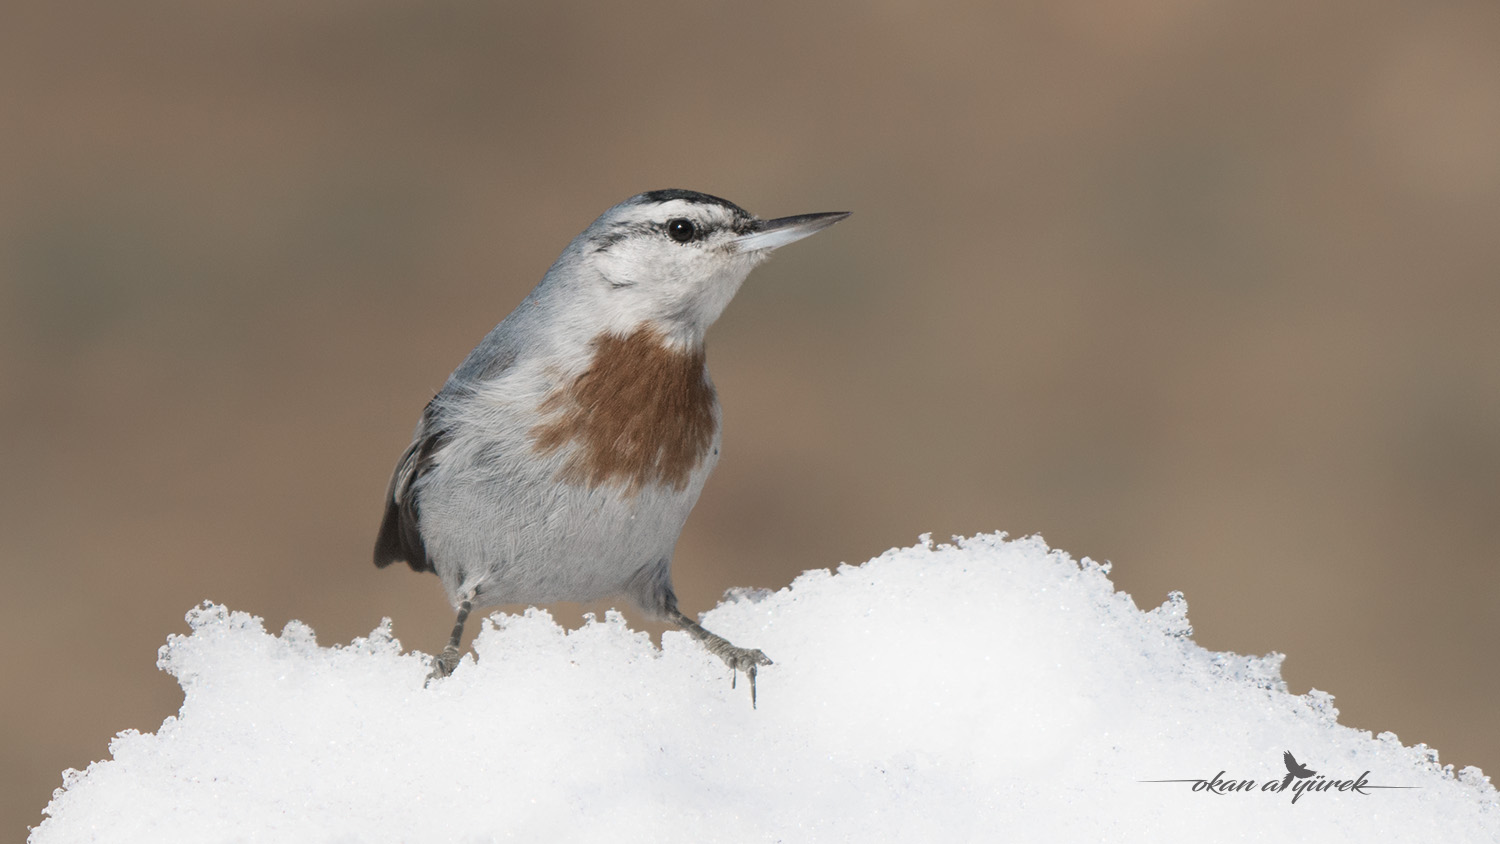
(1283, 751), (1315, 777)
(373, 400), (448, 573)
(376, 327), (521, 574)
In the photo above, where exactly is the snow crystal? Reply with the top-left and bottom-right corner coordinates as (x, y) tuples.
(31, 533), (1499, 842)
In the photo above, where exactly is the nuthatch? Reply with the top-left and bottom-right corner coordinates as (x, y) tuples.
(375, 190), (849, 702)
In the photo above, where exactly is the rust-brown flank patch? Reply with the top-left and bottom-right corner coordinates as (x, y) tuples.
(531, 326), (717, 494)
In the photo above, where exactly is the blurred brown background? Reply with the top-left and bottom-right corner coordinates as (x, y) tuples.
(4, 0), (1498, 833)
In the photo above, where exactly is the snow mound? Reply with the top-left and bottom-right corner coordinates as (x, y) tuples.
(32, 533), (1499, 842)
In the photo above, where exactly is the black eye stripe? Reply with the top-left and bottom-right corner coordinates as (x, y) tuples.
(666, 218), (697, 243)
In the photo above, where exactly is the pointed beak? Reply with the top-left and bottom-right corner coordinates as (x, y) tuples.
(732, 211), (851, 253)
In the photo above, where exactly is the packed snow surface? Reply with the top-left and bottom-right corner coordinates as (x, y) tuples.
(32, 533), (1499, 842)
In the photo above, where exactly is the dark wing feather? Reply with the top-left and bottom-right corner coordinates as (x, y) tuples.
(374, 401), (447, 573)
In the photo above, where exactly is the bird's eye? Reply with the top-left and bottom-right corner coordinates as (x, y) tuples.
(666, 218), (696, 243)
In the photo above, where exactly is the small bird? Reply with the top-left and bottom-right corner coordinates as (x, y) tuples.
(375, 189), (849, 701)
(1280, 751), (1317, 792)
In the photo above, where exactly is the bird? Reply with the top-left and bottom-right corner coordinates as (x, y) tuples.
(374, 189), (849, 703)
(1280, 751), (1317, 791)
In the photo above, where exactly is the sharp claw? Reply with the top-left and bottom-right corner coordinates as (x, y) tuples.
(424, 648), (460, 686)
(672, 616), (770, 707)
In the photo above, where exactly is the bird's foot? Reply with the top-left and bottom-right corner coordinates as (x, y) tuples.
(425, 596), (474, 687)
(704, 642), (773, 708)
(424, 645), (461, 686)
(664, 607), (773, 707)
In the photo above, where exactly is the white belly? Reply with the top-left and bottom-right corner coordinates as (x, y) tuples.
(416, 419), (721, 610)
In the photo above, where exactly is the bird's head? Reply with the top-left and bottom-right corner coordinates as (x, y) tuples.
(556, 190), (849, 346)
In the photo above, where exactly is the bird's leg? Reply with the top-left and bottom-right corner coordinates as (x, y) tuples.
(426, 596), (473, 685)
(665, 607), (772, 707)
